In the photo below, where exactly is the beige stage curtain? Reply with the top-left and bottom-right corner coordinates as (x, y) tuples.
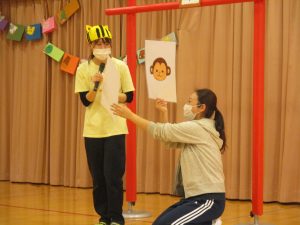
(0, 0), (299, 203)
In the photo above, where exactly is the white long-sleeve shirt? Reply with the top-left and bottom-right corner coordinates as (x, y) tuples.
(148, 118), (225, 198)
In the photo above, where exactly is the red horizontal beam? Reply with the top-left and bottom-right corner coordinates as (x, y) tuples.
(105, 0), (254, 15)
(202, 0), (253, 7)
(105, 2), (179, 15)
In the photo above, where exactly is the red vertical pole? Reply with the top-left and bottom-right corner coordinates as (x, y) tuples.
(126, 0), (137, 203)
(252, 0), (265, 216)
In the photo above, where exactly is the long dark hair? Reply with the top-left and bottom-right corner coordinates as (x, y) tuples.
(196, 88), (226, 152)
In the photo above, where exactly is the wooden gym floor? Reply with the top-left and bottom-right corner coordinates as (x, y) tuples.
(0, 181), (299, 225)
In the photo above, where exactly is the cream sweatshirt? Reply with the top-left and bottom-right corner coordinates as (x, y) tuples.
(148, 118), (225, 198)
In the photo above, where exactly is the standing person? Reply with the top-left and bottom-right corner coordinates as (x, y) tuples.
(75, 25), (135, 225)
(111, 89), (226, 225)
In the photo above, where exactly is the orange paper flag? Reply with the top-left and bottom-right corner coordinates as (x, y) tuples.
(57, 0), (80, 24)
(60, 53), (80, 75)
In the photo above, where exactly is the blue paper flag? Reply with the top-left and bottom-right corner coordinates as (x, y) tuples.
(25, 24), (42, 41)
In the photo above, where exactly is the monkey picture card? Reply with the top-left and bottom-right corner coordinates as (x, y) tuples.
(145, 40), (177, 102)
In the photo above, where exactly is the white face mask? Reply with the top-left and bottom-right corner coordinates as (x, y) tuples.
(183, 104), (200, 121)
(93, 48), (111, 60)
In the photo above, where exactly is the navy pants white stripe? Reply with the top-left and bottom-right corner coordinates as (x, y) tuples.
(153, 193), (225, 225)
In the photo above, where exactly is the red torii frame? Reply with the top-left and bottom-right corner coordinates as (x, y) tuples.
(106, 0), (265, 217)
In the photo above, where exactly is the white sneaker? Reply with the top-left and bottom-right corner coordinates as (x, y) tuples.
(212, 218), (222, 225)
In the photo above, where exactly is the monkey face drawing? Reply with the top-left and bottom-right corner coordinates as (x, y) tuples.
(150, 57), (171, 81)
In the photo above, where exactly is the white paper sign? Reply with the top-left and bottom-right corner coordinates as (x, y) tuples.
(145, 40), (177, 102)
(101, 57), (120, 116)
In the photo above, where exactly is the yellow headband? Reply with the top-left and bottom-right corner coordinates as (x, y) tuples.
(86, 25), (112, 43)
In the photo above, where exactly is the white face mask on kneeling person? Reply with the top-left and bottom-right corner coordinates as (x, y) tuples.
(183, 104), (200, 121)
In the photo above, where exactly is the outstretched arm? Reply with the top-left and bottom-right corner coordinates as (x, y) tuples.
(112, 102), (202, 144)
(111, 104), (150, 131)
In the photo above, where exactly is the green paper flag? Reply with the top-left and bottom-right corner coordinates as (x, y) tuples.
(43, 43), (65, 62)
(6, 23), (25, 41)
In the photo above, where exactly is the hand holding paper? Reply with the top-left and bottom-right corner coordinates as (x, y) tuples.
(155, 98), (168, 113)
